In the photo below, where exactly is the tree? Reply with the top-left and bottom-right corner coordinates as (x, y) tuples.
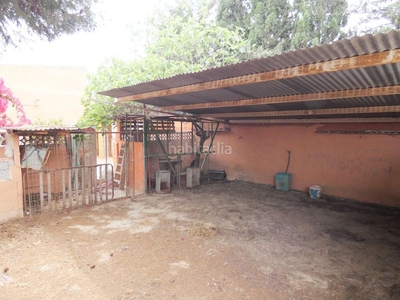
(291, 0), (348, 50)
(78, 58), (143, 130)
(0, 0), (97, 47)
(146, 0), (250, 69)
(216, 0), (250, 35)
(0, 78), (30, 127)
(216, 0), (349, 54)
(353, 0), (400, 34)
(248, 0), (292, 55)
(79, 0), (250, 129)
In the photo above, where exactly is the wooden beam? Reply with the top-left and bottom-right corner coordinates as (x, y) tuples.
(201, 105), (400, 119)
(229, 118), (400, 124)
(118, 49), (400, 103)
(163, 86), (400, 111)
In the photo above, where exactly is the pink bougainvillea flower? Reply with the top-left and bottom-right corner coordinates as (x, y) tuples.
(0, 78), (31, 127)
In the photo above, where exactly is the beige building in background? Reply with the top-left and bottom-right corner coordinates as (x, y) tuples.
(1, 65), (88, 222)
(0, 65), (88, 125)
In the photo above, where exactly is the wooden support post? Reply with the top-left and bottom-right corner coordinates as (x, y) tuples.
(148, 119), (176, 177)
(62, 169), (66, 209)
(68, 169), (73, 208)
(74, 168), (79, 207)
(81, 167), (86, 206)
(39, 172), (44, 214)
(47, 172), (51, 212)
(201, 123), (219, 171)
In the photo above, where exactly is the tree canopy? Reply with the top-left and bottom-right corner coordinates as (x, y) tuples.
(290, 0), (348, 49)
(0, 0), (97, 47)
(79, 0), (250, 129)
(216, 0), (348, 53)
(353, 0), (400, 34)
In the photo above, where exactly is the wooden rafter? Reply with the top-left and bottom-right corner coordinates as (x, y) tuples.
(229, 117), (400, 124)
(163, 86), (400, 111)
(118, 49), (400, 103)
(201, 105), (400, 119)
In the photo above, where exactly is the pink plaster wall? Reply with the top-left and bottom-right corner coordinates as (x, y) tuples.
(209, 123), (400, 207)
(0, 134), (23, 222)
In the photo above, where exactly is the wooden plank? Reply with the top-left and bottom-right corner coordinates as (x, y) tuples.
(202, 105), (400, 119)
(74, 168), (79, 207)
(105, 165), (109, 201)
(163, 86), (400, 111)
(229, 117), (400, 124)
(118, 50), (400, 103)
(88, 166), (93, 204)
(39, 172), (44, 214)
(62, 170), (66, 209)
(99, 165), (103, 202)
(47, 172), (51, 213)
(94, 166), (98, 204)
(68, 169), (73, 208)
(81, 167), (86, 206)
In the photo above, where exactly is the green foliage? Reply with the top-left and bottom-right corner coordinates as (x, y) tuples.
(248, 0), (292, 55)
(32, 116), (64, 126)
(216, 0), (251, 35)
(147, 17), (249, 70)
(354, 0), (400, 34)
(387, 1), (400, 29)
(147, 0), (250, 69)
(217, 0), (348, 54)
(0, 0), (97, 47)
(291, 0), (348, 49)
(79, 0), (251, 129)
(78, 58), (143, 130)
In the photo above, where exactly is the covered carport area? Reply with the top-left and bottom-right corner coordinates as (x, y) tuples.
(101, 31), (400, 208)
(98, 31), (400, 298)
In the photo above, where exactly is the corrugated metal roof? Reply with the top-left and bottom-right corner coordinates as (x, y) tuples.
(99, 30), (400, 123)
(101, 31), (400, 98)
(4, 125), (95, 133)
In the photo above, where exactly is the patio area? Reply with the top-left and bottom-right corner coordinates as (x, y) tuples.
(1, 181), (399, 299)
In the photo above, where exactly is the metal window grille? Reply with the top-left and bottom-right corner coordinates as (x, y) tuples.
(0, 130), (6, 147)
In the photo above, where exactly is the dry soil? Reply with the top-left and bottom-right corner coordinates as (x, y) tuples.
(1, 181), (399, 300)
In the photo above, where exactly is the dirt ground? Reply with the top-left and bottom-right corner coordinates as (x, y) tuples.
(1, 180), (399, 300)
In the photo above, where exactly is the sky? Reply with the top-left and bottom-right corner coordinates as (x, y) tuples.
(0, 0), (380, 71)
(0, 0), (172, 70)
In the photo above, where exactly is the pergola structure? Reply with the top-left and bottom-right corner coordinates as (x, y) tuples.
(101, 31), (400, 125)
(100, 31), (400, 206)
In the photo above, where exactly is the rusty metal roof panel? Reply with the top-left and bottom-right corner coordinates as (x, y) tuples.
(183, 95), (400, 115)
(223, 112), (400, 120)
(127, 62), (400, 109)
(100, 31), (400, 98)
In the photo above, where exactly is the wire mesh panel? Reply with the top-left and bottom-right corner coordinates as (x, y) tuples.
(19, 130), (134, 216)
(23, 164), (114, 215)
(16, 128), (138, 216)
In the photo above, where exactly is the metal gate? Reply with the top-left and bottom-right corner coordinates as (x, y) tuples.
(20, 129), (133, 216)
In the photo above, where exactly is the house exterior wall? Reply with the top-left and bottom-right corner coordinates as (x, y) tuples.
(0, 65), (87, 125)
(208, 123), (400, 207)
(0, 132), (23, 222)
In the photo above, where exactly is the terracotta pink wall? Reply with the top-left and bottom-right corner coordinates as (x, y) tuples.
(209, 123), (400, 207)
(0, 133), (23, 222)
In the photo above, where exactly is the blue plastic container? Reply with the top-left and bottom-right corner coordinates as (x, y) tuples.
(309, 185), (322, 199)
(275, 172), (292, 192)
